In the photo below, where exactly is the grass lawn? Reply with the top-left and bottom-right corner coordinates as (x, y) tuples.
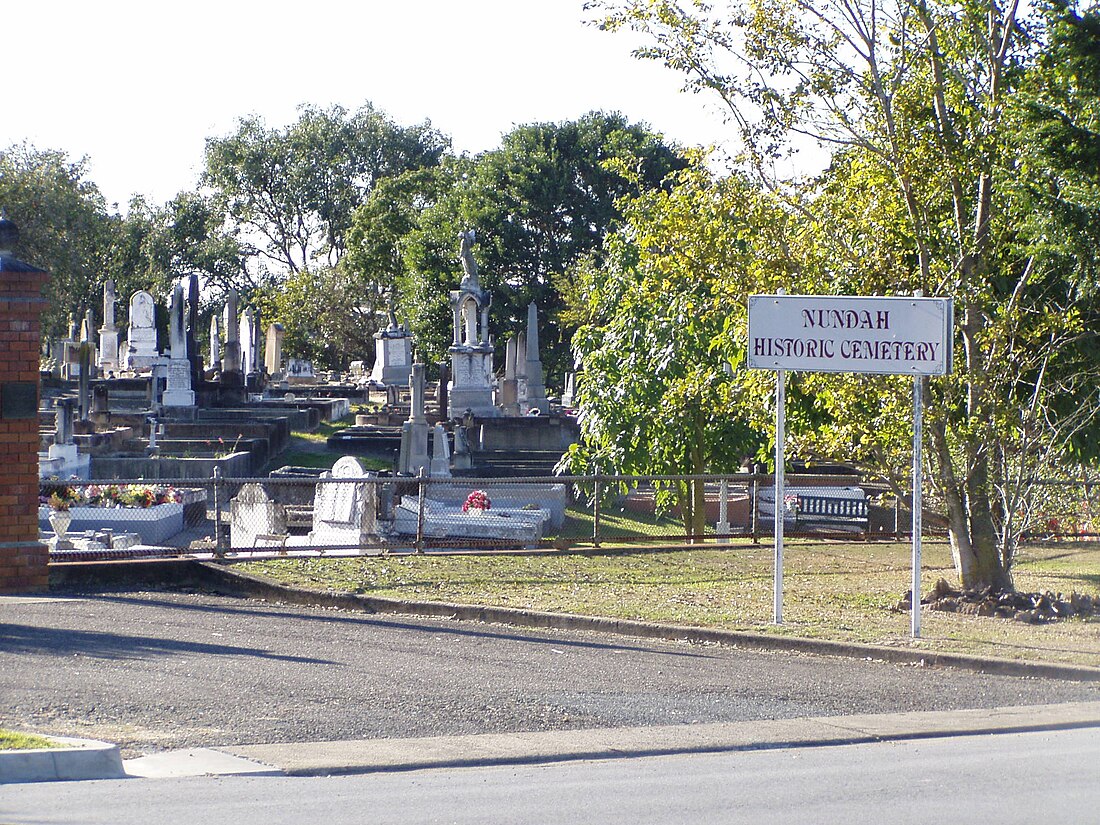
(251, 539), (1100, 668)
(0, 729), (63, 750)
(264, 410), (389, 473)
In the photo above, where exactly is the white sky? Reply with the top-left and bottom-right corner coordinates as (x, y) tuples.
(3, 0), (737, 211)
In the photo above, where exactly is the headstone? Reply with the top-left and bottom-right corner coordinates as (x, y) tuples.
(72, 310), (97, 380)
(264, 323), (285, 377)
(230, 483), (288, 549)
(54, 397), (75, 445)
(97, 279), (119, 374)
(240, 307), (256, 376)
(430, 423), (452, 477)
(77, 343), (92, 420)
(561, 371), (577, 408)
(436, 361), (450, 418)
(168, 283), (186, 360)
(45, 397), (88, 477)
(452, 420), (473, 470)
(125, 290), (159, 370)
(524, 302), (550, 414)
(208, 313), (221, 371)
(309, 456), (378, 549)
(187, 272), (202, 387)
(447, 231), (497, 418)
(162, 283), (196, 408)
(398, 363), (430, 475)
(286, 358), (315, 383)
(222, 291), (241, 375)
(498, 335), (520, 415)
(90, 385), (110, 426)
(369, 306), (413, 386)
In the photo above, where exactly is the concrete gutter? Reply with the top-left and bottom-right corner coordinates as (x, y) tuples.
(219, 700), (1100, 776)
(0, 737), (125, 784)
(192, 561), (1100, 682)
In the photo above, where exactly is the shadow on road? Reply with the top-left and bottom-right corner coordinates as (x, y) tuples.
(74, 592), (720, 660)
(0, 622), (337, 665)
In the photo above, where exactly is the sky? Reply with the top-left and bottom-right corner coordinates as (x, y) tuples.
(4, 0), (738, 211)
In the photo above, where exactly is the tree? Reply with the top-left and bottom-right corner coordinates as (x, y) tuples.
(0, 143), (117, 339)
(562, 164), (777, 537)
(203, 103), (449, 282)
(351, 113), (689, 381)
(592, 0), (1100, 588)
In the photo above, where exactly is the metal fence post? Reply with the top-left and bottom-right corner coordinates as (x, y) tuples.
(212, 466), (225, 557)
(415, 469), (426, 554)
(592, 471), (601, 548)
(750, 474), (759, 544)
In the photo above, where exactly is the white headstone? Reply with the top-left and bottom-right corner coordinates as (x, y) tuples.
(309, 456), (377, 549)
(98, 279), (119, 373)
(240, 307), (256, 375)
(209, 314), (221, 371)
(230, 483), (288, 549)
(125, 290), (159, 369)
(265, 323), (285, 376)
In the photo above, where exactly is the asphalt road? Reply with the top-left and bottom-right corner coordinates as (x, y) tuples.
(2, 590), (1099, 757)
(4, 728), (1099, 824)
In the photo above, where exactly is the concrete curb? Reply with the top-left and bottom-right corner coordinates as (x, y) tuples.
(0, 737), (126, 784)
(194, 561), (1100, 683)
(221, 700), (1100, 776)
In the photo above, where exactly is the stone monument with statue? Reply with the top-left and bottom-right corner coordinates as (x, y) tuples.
(446, 230), (497, 418)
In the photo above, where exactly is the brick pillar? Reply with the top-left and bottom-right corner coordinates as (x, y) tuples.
(0, 215), (50, 593)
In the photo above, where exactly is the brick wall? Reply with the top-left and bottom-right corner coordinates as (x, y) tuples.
(0, 262), (50, 593)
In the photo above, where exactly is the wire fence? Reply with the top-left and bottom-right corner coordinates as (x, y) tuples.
(37, 471), (1100, 561)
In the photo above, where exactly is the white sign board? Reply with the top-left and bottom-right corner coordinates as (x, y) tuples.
(747, 295), (953, 376)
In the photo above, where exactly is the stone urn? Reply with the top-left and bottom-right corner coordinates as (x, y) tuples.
(48, 510), (72, 540)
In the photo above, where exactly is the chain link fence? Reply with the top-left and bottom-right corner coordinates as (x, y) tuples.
(38, 472), (1100, 560)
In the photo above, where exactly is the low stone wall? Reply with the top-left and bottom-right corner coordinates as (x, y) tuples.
(90, 450), (253, 480)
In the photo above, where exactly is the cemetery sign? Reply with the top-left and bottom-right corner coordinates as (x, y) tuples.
(747, 294), (952, 376)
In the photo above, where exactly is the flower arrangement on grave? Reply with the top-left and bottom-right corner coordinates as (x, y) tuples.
(40, 481), (183, 511)
(783, 493), (801, 517)
(462, 490), (491, 513)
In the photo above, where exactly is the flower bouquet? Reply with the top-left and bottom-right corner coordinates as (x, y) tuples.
(462, 490), (491, 514)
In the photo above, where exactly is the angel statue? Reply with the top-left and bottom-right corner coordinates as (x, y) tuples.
(458, 229), (479, 290)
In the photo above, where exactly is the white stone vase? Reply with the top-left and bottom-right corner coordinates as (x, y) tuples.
(48, 510), (72, 540)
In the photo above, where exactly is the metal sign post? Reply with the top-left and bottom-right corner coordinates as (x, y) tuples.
(912, 375), (924, 637)
(774, 368), (786, 624)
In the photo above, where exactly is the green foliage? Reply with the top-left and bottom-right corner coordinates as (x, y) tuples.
(563, 164), (776, 535)
(346, 112), (688, 382)
(200, 102), (449, 366)
(203, 102), (448, 280)
(0, 144), (114, 338)
(590, 0), (1100, 587)
(0, 730), (63, 751)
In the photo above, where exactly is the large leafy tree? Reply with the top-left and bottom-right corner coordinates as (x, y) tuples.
(203, 103), (448, 282)
(563, 164), (779, 537)
(0, 144), (115, 339)
(592, 0), (1100, 588)
(349, 112), (688, 381)
(203, 103), (449, 366)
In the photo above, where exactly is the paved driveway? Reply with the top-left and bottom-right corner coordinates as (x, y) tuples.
(2, 591), (1098, 756)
